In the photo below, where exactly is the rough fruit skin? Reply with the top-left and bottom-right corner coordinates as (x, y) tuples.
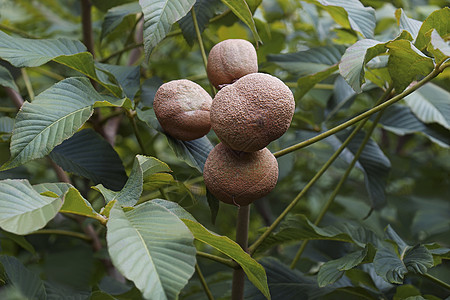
(203, 143), (278, 206)
(207, 39), (258, 89)
(210, 73), (295, 152)
(153, 79), (212, 141)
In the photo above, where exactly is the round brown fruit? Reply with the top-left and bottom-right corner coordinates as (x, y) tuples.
(203, 143), (278, 206)
(210, 73), (295, 152)
(206, 39), (258, 89)
(153, 79), (212, 141)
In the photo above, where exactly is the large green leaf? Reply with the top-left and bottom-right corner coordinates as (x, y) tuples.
(395, 8), (422, 41)
(387, 40), (434, 93)
(415, 7), (450, 51)
(0, 179), (62, 235)
(339, 39), (386, 93)
(95, 155), (171, 206)
(182, 219), (270, 299)
(49, 129), (128, 191)
(166, 135), (214, 172)
(304, 0), (376, 39)
(0, 31), (124, 97)
(268, 45), (345, 76)
(1, 77), (105, 170)
(334, 130), (391, 209)
(404, 83), (450, 130)
(101, 2), (142, 40)
(139, 0), (196, 59)
(220, 0), (261, 42)
(379, 104), (450, 148)
(0, 65), (18, 91)
(0, 256), (46, 300)
(107, 201), (196, 300)
(178, 0), (224, 46)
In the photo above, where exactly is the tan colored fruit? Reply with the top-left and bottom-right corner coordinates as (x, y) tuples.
(203, 143), (278, 206)
(206, 39), (258, 89)
(210, 73), (295, 152)
(153, 79), (212, 141)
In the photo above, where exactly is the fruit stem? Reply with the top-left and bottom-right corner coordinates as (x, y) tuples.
(195, 263), (215, 300)
(273, 61), (449, 159)
(191, 7), (217, 97)
(231, 205), (250, 300)
(248, 86), (394, 256)
(81, 0), (95, 57)
(290, 106), (387, 269)
(196, 251), (236, 268)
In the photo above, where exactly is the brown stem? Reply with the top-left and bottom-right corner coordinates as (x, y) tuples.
(5, 87), (24, 109)
(81, 0), (95, 57)
(231, 205), (250, 300)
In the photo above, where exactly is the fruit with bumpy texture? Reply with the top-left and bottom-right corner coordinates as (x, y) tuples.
(153, 79), (212, 141)
(210, 73), (295, 152)
(207, 39), (258, 89)
(203, 143), (278, 206)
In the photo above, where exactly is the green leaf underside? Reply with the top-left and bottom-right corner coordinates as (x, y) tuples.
(415, 7), (450, 51)
(94, 155), (171, 206)
(268, 45), (345, 76)
(166, 135), (214, 172)
(0, 179), (62, 235)
(1, 77), (105, 170)
(0, 256), (46, 300)
(182, 219), (271, 300)
(107, 202), (196, 300)
(428, 29), (450, 63)
(0, 65), (19, 91)
(139, 0), (196, 59)
(404, 83), (450, 130)
(101, 2), (141, 40)
(387, 40), (434, 93)
(0, 116), (14, 135)
(304, 0), (376, 39)
(395, 8), (422, 41)
(49, 129), (128, 191)
(221, 0), (262, 43)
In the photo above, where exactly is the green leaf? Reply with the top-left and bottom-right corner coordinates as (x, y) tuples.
(0, 116), (14, 141)
(268, 45), (345, 76)
(0, 65), (18, 91)
(295, 64), (339, 101)
(206, 189), (219, 225)
(393, 285), (421, 300)
(373, 243), (407, 284)
(95, 155), (171, 206)
(415, 7), (450, 51)
(151, 199), (196, 221)
(334, 130), (391, 209)
(32, 182), (71, 196)
(107, 201), (196, 300)
(0, 256), (46, 300)
(178, 0), (224, 46)
(1, 77), (104, 170)
(139, 0), (196, 59)
(182, 219), (270, 299)
(403, 245), (434, 274)
(427, 29), (450, 63)
(101, 2), (141, 40)
(395, 8), (422, 40)
(220, 0), (262, 43)
(304, 0), (376, 39)
(339, 39), (386, 93)
(404, 83), (450, 130)
(0, 179), (62, 235)
(49, 129), (128, 191)
(96, 63), (140, 100)
(166, 135), (214, 172)
(379, 104), (450, 148)
(0, 230), (35, 254)
(387, 40), (434, 93)
(61, 188), (106, 223)
(318, 246), (368, 287)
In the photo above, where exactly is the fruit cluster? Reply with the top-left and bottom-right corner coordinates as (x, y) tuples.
(153, 39), (295, 206)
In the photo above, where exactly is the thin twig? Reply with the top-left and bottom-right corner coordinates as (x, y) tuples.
(0, 23), (37, 38)
(231, 205), (250, 300)
(195, 264), (215, 300)
(197, 251), (236, 268)
(5, 87), (24, 109)
(28, 229), (91, 240)
(21, 68), (34, 100)
(422, 273), (450, 290)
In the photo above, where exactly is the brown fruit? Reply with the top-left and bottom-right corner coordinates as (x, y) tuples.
(153, 79), (212, 141)
(210, 73), (295, 152)
(206, 39), (258, 89)
(203, 143), (278, 206)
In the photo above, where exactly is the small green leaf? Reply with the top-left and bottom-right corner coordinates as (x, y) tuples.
(61, 188), (106, 223)
(374, 243), (407, 284)
(296, 64), (339, 101)
(166, 135), (214, 172)
(0, 230), (35, 254)
(221, 0), (262, 43)
(1, 77), (105, 170)
(415, 7), (450, 51)
(0, 256), (46, 300)
(386, 40), (434, 93)
(403, 245), (434, 274)
(0, 179), (62, 235)
(140, 0), (196, 59)
(101, 2), (141, 40)
(0, 65), (18, 91)
(427, 29), (450, 63)
(107, 201), (196, 300)
(182, 219), (270, 300)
